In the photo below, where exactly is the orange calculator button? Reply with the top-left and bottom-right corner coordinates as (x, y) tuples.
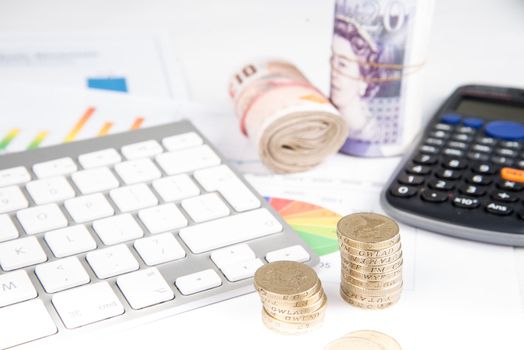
(500, 167), (524, 183)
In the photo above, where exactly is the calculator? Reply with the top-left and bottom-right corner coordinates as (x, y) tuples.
(380, 85), (524, 246)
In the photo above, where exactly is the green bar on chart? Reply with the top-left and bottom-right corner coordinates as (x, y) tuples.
(0, 128), (20, 151)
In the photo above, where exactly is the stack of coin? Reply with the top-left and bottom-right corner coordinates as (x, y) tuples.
(337, 213), (403, 309)
(254, 261), (327, 334)
(325, 330), (402, 350)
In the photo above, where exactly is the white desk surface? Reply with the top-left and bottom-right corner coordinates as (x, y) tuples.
(1, 0), (524, 349)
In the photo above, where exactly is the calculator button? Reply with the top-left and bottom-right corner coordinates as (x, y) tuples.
(451, 134), (472, 142)
(500, 167), (524, 183)
(459, 184), (486, 197)
(390, 185), (417, 198)
(425, 138), (445, 146)
(429, 131), (450, 139)
(476, 137), (497, 145)
(496, 148), (517, 157)
(499, 141), (521, 149)
(466, 174), (492, 185)
(463, 118), (484, 129)
(490, 191), (518, 203)
(441, 113), (462, 125)
(434, 123), (454, 131)
(485, 202), (513, 216)
(491, 156), (514, 166)
(471, 144), (492, 153)
(420, 190), (448, 203)
(517, 160), (524, 169)
(443, 148), (464, 157)
(398, 174), (424, 186)
(452, 196), (480, 209)
(413, 154), (438, 165)
(467, 152), (490, 162)
(456, 126), (475, 135)
(518, 210), (524, 220)
(447, 141), (468, 150)
(484, 121), (524, 141)
(436, 169), (461, 180)
(428, 179), (454, 191)
(442, 158), (467, 170)
(419, 145), (439, 154)
(497, 180), (523, 192)
(406, 165), (431, 175)
(472, 162), (497, 175)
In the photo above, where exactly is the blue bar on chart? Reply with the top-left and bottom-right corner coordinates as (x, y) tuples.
(87, 77), (128, 93)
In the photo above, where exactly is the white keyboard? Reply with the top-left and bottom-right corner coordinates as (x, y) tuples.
(0, 120), (318, 349)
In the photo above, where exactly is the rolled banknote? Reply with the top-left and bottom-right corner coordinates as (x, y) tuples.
(229, 60), (348, 173)
(331, 0), (435, 157)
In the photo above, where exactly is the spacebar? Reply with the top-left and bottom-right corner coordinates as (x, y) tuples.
(179, 208), (283, 253)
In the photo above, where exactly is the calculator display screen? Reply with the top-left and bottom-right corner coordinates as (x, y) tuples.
(455, 98), (524, 122)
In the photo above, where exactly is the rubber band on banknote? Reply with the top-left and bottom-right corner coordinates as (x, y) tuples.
(239, 81), (326, 136)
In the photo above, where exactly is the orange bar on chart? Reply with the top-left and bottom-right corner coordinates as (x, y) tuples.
(64, 107), (95, 142)
(97, 122), (113, 136)
(130, 117), (144, 130)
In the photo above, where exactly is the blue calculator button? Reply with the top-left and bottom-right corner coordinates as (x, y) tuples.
(485, 121), (524, 141)
(463, 117), (484, 129)
(441, 113), (462, 125)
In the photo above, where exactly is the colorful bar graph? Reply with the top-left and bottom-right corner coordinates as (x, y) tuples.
(27, 131), (49, 150)
(0, 128), (20, 151)
(97, 122), (113, 136)
(130, 117), (144, 130)
(64, 107), (95, 142)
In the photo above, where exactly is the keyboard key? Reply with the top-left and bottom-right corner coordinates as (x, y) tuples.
(86, 244), (139, 279)
(419, 145), (439, 154)
(134, 233), (186, 266)
(412, 154), (438, 165)
(0, 186), (28, 214)
(443, 148), (464, 157)
(64, 193), (115, 223)
(491, 190), (518, 203)
(447, 141), (468, 150)
(0, 166), (31, 187)
(428, 179), (455, 191)
(442, 158), (467, 170)
(441, 113), (461, 125)
(436, 169), (462, 180)
(452, 196), (480, 209)
(221, 258), (264, 282)
(390, 184), (417, 198)
(265, 245), (311, 263)
(211, 243), (256, 269)
(45, 225), (97, 258)
(497, 180), (522, 191)
(52, 282), (124, 329)
(0, 214), (18, 242)
(180, 208), (282, 254)
(420, 190), (448, 203)
(181, 193), (230, 223)
(117, 268), (174, 309)
(162, 132), (203, 151)
(406, 165), (431, 175)
(451, 134), (472, 142)
(433, 123), (453, 131)
(456, 126), (475, 134)
(0, 236), (47, 271)
(466, 174), (492, 185)
(155, 145), (221, 175)
(463, 118), (484, 129)
(0, 270), (37, 307)
(429, 131), (450, 139)
(194, 165), (261, 212)
(467, 152), (489, 162)
(26, 176), (75, 205)
(115, 158), (161, 185)
(500, 167), (524, 184)
(0, 299), (57, 349)
(397, 174), (424, 186)
(492, 156), (513, 166)
(496, 148), (517, 157)
(485, 202), (513, 216)
(138, 203), (188, 234)
(175, 269), (222, 295)
(121, 140), (163, 160)
(500, 141), (521, 149)
(72, 167), (119, 194)
(33, 157), (77, 179)
(152, 174), (200, 202)
(78, 148), (122, 169)
(472, 162), (496, 174)
(110, 184), (158, 212)
(425, 138), (444, 146)
(459, 184), (486, 197)
(476, 136), (496, 145)
(93, 214), (144, 245)
(35, 257), (90, 293)
(17, 203), (68, 235)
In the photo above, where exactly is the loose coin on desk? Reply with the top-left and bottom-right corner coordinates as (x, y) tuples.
(325, 330), (402, 350)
